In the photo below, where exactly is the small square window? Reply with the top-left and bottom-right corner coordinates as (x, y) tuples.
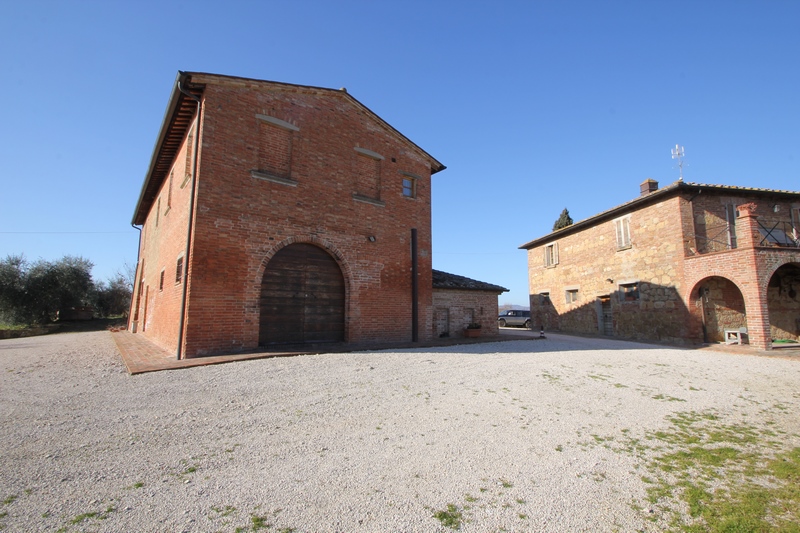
(175, 257), (184, 284)
(620, 282), (639, 301)
(402, 177), (416, 198)
(566, 289), (579, 304)
(539, 292), (550, 305)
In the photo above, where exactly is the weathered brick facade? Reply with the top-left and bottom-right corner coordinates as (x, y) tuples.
(130, 72), (452, 357)
(431, 270), (507, 338)
(522, 181), (800, 350)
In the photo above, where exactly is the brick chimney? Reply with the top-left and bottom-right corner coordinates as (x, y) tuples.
(640, 178), (658, 196)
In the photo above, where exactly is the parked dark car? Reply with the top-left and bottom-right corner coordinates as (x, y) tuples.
(497, 310), (531, 328)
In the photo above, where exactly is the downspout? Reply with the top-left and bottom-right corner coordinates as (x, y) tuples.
(411, 228), (418, 342)
(129, 223), (142, 331)
(176, 80), (202, 360)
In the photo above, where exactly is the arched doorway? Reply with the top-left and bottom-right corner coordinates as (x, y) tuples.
(691, 277), (746, 343)
(259, 243), (345, 345)
(767, 262), (800, 343)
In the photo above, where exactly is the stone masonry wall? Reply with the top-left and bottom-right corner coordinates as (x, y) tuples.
(528, 195), (692, 344)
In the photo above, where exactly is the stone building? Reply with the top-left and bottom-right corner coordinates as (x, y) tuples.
(129, 71), (502, 358)
(521, 180), (800, 350)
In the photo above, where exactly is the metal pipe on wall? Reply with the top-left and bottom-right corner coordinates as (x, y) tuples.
(411, 228), (418, 342)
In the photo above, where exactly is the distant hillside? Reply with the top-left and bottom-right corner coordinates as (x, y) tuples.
(498, 304), (530, 313)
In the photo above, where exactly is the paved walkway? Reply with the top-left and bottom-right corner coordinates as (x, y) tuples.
(111, 329), (535, 374)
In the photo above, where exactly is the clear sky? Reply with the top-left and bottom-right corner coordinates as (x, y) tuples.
(1, 1), (798, 306)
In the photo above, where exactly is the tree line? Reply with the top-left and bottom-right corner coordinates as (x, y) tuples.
(0, 255), (132, 325)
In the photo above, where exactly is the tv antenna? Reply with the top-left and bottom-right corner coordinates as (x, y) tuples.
(671, 144), (685, 180)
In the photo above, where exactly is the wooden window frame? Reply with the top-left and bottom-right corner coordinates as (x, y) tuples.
(614, 215), (632, 250)
(175, 256), (184, 285)
(544, 243), (559, 267)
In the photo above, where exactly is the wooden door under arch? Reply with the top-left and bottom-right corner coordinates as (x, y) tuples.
(259, 244), (345, 345)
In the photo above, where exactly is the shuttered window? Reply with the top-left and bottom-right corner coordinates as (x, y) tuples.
(544, 243), (558, 267)
(614, 216), (631, 249)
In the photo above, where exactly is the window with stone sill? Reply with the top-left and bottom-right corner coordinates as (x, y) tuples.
(544, 243), (558, 267)
(619, 282), (639, 302)
(402, 176), (416, 198)
(539, 292), (550, 305)
(614, 215), (631, 250)
(565, 289), (579, 304)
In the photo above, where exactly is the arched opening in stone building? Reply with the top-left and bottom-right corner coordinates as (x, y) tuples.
(689, 277), (747, 344)
(767, 262), (800, 344)
(259, 243), (345, 345)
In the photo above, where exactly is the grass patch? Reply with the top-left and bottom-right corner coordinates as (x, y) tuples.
(69, 504), (116, 525)
(433, 504), (463, 529)
(630, 410), (800, 531)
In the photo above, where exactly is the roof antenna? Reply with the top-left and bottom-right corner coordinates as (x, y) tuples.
(671, 144), (685, 181)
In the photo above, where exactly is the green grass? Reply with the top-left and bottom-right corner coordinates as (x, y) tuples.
(433, 504), (463, 529)
(632, 410), (800, 531)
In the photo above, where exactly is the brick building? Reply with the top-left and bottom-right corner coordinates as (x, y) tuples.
(130, 72), (503, 358)
(521, 180), (800, 350)
(432, 270), (508, 338)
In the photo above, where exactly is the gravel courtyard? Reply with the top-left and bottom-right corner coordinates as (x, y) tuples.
(1, 331), (798, 532)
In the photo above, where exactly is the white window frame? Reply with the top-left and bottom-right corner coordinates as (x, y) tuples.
(614, 215), (631, 249)
(544, 243), (559, 267)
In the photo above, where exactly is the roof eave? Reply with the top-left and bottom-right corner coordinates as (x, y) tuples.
(518, 182), (685, 250)
(132, 71), (203, 226)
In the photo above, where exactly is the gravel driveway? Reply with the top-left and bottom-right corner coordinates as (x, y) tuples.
(1, 330), (798, 532)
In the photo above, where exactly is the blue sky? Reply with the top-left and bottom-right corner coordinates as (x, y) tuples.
(1, 1), (798, 306)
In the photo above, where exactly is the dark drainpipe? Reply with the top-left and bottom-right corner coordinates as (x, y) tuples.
(129, 223), (142, 330)
(176, 79), (201, 360)
(411, 228), (418, 342)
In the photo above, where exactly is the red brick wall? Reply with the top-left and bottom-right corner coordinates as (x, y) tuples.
(137, 76), (439, 356)
(130, 120), (197, 355)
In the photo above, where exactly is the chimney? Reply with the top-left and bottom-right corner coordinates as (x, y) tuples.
(640, 178), (658, 196)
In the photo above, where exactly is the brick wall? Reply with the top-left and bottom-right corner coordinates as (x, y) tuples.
(130, 120), (197, 355)
(133, 75), (441, 357)
(432, 289), (501, 338)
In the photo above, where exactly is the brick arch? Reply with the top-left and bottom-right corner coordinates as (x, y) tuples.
(682, 268), (748, 306)
(765, 260), (800, 344)
(255, 235), (354, 343)
(258, 235), (354, 291)
(686, 274), (748, 344)
(763, 258), (800, 290)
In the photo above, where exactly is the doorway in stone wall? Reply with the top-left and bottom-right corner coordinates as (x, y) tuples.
(599, 296), (613, 336)
(434, 307), (450, 338)
(259, 243), (345, 345)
